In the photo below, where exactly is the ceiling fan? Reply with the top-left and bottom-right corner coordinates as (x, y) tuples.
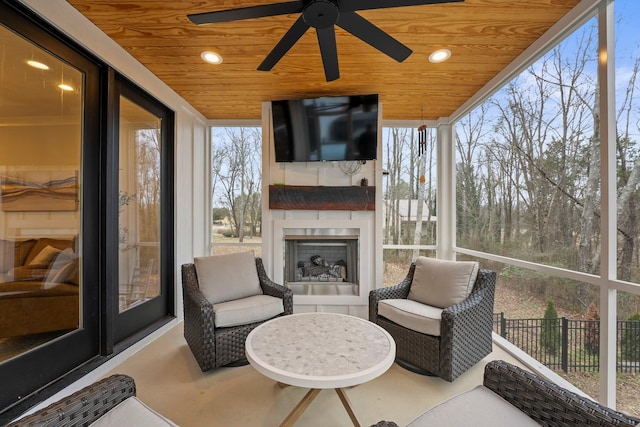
(188, 0), (463, 82)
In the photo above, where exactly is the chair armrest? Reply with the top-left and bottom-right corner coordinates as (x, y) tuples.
(439, 269), (496, 380)
(369, 263), (415, 322)
(7, 374), (136, 427)
(256, 258), (293, 315)
(443, 269), (495, 319)
(181, 264), (214, 320)
(484, 360), (640, 427)
(181, 264), (216, 371)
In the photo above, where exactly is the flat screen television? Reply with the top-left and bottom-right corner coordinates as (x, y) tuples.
(271, 94), (378, 162)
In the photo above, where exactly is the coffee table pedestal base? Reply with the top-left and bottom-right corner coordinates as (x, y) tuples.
(280, 387), (361, 427)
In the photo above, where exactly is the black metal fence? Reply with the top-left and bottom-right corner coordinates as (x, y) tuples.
(493, 313), (640, 373)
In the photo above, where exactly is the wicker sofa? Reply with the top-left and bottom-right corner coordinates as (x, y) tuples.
(6, 374), (178, 427)
(373, 360), (640, 427)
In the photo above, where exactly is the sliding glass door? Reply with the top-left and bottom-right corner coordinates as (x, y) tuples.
(0, 3), (101, 411)
(0, 2), (174, 418)
(111, 79), (174, 344)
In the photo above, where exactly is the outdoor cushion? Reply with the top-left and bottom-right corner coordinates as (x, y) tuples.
(408, 257), (479, 309)
(406, 385), (539, 427)
(213, 294), (284, 328)
(90, 396), (179, 427)
(378, 299), (443, 336)
(194, 251), (262, 305)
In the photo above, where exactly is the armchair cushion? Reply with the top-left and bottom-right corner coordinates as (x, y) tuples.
(378, 299), (443, 336)
(194, 251), (262, 304)
(213, 294), (284, 328)
(408, 257), (479, 309)
(91, 396), (179, 427)
(406, 385), (539, 427)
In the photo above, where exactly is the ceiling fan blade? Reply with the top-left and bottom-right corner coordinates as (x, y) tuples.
(188, 2), (302, 25)
(258, 16), (310, 71)
(316, 26), (339, 82)
(340, 0), (464, 13)
(337, 12), (412, 62)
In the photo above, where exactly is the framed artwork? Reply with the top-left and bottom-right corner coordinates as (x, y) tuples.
(0, 168), (78, 211)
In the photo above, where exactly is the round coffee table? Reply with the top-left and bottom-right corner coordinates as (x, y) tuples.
(245, 312), (395, 427)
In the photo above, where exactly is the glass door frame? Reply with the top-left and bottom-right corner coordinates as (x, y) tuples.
(107, 74), (175, 346)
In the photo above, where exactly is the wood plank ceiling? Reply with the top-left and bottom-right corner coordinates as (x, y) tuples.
(65, 0), (582, 121)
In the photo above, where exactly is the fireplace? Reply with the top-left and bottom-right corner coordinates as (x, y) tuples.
(272, 219), (373, 305)
(284, 235), (358, 296)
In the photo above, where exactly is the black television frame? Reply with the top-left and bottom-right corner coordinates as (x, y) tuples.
(271, 94), (379, 163)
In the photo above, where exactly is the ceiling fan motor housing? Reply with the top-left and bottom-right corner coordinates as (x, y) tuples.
(303, 0), (339, 29)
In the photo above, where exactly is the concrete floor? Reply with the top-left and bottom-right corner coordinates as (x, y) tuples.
(102, 323), (525, 427)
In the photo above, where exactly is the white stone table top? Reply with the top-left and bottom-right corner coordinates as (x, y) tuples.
(245, 312), (396, 389)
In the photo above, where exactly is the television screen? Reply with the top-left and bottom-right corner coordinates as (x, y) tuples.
(271, 94), (378, 162)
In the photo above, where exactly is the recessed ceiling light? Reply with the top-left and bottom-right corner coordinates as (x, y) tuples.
(429, 49), (451, 63)
(58, 84), (74, 91)
(201, 51), (223, 64)
(27, 60), (49, 70)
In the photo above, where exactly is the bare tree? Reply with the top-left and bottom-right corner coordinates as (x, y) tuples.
(412, 129), (433, 260)
(615, 58), (640, 281)
(210, 140), (225, 217)
(136, 128), (161, 244)
(485, 28), (596, 269)
(384, 127), (411, 245)
(456, 103), (490, 246)
(212, 127), (262, 242)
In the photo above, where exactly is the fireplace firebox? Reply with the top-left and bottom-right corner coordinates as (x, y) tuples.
(284, 235), (359, 296)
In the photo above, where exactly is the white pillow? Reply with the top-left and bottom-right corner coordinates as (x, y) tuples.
(408, 257), (479, 309)
(194, 251), (262, 304)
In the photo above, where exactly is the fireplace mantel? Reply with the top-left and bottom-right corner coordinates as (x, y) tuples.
(269, 185), (375, 211)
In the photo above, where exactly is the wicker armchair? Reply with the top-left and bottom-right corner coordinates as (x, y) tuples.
(182, 257), (293, 372)
(371, 360), (640, 427)
(483, 360), (640, 427)
(369, 262), (496, 382)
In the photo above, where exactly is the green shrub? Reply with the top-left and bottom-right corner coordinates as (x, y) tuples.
(621, 313), (640, 362)
(540, 301), (561, 355)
